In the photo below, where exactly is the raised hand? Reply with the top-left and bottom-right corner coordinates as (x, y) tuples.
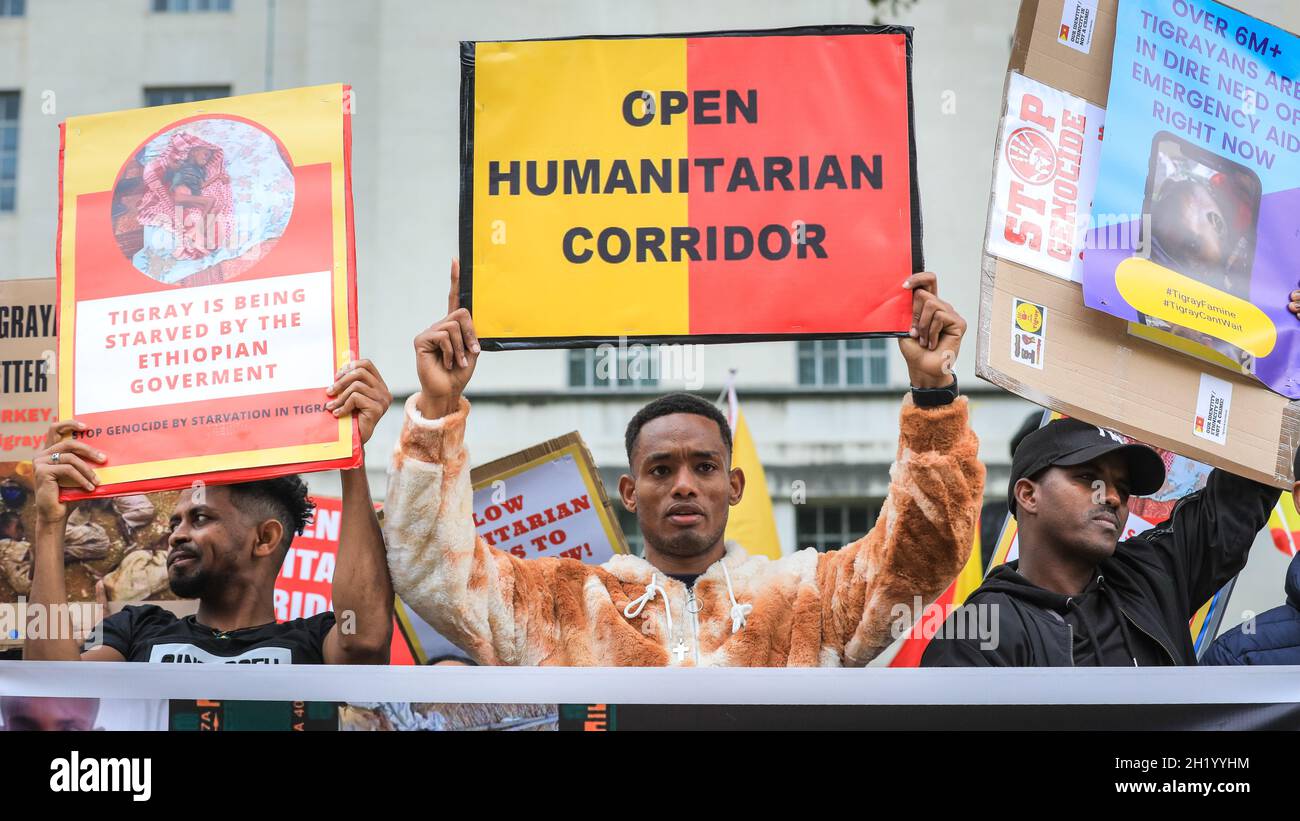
(898, 272), (967, 390)
(32, 420), (107, 522)
(327, 358), (393, 446)
(413, 258), (481, 418)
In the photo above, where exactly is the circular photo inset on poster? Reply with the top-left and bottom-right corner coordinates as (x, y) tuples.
(111, 117), (295, 287)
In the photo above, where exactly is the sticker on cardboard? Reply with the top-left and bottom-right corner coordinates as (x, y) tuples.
(1059, 0), (1098, 54)
(1193, 372), (1232, 446)
(1012, 298), (1048, 369)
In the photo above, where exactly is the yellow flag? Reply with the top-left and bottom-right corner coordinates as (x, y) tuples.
(723, 385), (782, 559)
(953, 524), (985, 604)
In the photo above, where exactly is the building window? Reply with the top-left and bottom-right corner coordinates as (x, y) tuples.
(567, 348), (658, 390)
(615, 507), (644, 557)
(153, 0), (232, 11)
(0, 0), (25, 17)
(0, 92), (17, 213)
(144, 86), (231, 108)
(796, 503), (876, 553)
(797, 339), (888, 387)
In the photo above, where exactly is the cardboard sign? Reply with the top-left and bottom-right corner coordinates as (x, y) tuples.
(1082, 0), (1300, 397)
(460, 26), (922, 348)
(469, 432), (628, 563)
(0, 279), (58, 462)
(988, 73), (1104, 282)
(56, 84), (360, 499)
(976, 0), (1298, 488)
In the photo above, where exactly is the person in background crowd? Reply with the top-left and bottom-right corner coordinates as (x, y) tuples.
(978, 410), (1043, 566)
(1202, 447), (1300, 665)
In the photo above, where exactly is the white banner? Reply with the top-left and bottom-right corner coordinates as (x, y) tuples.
(3, 661), (1300, 705)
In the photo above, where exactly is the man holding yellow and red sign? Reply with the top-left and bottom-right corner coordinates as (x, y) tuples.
(383, 261), (983, 667)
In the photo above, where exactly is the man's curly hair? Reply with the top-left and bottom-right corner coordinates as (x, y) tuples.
(227, 475), (315, 552)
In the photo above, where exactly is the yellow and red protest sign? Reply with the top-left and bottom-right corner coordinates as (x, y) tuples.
(461, 27), (921, 347)
(273, 496), (415, 665)
(56, 84), (359, 498)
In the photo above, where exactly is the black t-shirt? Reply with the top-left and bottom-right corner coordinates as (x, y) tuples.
(90, 604), (335, 664)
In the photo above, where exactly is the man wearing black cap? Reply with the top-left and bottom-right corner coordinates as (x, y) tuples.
(921, 418), (1279, 666)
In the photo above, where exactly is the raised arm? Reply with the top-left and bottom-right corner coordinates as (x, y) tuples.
(384, 260), (558, 665)
(816, 274), (986, 665)
(322, 359), (395, 664)
(1130, 467), (1279, 618)
(24, 420), (123, 662)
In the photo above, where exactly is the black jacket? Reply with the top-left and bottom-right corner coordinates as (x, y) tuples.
(1202, 551), (1300, 665)
(921, 469), (1279, 667)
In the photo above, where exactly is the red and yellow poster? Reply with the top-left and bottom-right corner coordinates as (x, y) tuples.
(273, 496), (415, 665)
(461, 27), (921, 348)
(56, 84), (359, 499)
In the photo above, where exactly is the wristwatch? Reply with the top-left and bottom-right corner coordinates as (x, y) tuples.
(910, 377), (959, 407)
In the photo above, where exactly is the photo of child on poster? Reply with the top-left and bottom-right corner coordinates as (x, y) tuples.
(1082, 0), (1300, 397)
(113, 118), (295, 287)
(1145, 137), (1259, 301)
(1135, 132), (1262, 369)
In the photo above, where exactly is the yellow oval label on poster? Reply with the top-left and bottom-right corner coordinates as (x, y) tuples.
(1114, 258), (1277, 357)
(1015, 302), (1043, 333)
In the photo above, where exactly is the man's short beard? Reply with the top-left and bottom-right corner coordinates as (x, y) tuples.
(168, 568), (208, 600)
(1053, 529), (1120, 567)
(648, 522), (727, 558)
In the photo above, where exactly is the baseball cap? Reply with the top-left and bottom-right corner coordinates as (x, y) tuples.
(1007, 418), (1166, 515)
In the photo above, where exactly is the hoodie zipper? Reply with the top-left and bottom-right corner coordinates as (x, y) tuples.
(1098, 573), (1177, 665)
(685, 583), (701, 665)
(1114, 602), (1177, 665)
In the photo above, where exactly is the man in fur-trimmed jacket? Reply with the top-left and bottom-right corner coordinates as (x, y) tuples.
(383, 264), (985, 666)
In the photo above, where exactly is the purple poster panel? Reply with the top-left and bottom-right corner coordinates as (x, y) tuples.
(1081, 0), (1300, 397)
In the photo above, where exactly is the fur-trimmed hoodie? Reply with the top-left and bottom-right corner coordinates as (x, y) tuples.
(384, 394), (985, 667)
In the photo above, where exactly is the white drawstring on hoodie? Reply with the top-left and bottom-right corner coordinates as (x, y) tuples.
(623, 564), (752, 638)
(720, 561), (751, 634)
(624, 573), (672, 637)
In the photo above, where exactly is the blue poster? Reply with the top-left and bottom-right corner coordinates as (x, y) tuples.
(1082, 0), (1300, 397)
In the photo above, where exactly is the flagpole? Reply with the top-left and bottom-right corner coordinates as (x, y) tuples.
(719, 368), (738, 427)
